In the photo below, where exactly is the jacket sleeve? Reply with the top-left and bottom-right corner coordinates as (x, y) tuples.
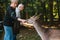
(11, 12), (18, 20)
(8, 9), (18, 21)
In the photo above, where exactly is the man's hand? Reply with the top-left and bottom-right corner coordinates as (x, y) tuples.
(21, 20), (27, 23)
(17, 18), (27, 22)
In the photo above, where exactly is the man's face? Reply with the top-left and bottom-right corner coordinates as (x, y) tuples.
(12, 2), (18, 8)
(19, 6), (24, 11)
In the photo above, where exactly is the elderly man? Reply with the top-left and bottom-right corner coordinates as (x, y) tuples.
(16, 4), (24, 18)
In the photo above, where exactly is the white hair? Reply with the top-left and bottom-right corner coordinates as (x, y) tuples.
(18, 4), (24, 9)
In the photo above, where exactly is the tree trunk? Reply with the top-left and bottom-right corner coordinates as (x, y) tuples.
(27, 15), (60, 40)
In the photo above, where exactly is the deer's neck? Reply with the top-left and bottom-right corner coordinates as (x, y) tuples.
(33, 21), (49, 40)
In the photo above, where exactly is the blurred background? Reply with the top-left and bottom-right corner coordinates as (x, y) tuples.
(0, 0), (60, 40)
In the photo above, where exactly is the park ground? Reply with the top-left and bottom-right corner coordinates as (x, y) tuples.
(0, 27), (41, 40)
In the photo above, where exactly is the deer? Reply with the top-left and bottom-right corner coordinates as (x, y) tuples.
(27, 15), (60, 40)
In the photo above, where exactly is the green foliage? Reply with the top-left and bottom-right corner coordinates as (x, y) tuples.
(0, 2), (6, 20)
(0, 0), (60, 22)
(19, 0), (60, 22)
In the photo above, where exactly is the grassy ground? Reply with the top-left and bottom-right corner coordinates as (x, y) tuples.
(17, 27), (41, 40)
(0, 27), (41, 40)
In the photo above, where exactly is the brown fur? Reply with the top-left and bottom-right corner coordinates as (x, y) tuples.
(28, 16), (60, 40)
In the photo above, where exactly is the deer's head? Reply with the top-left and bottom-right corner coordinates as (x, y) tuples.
(27, 15), (40, 24)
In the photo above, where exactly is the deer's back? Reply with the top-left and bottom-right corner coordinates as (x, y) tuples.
(48, 29), (60, 40)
